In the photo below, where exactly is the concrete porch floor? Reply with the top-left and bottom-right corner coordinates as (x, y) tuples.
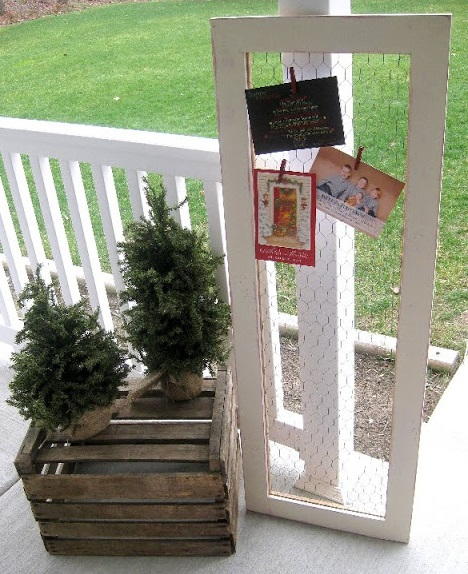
(1, 350), (467, 574)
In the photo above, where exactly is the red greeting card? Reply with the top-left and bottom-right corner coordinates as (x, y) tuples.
(254, 168), (316, 266)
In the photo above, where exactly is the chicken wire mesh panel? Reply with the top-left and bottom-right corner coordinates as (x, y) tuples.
(250, 51), (408, 517)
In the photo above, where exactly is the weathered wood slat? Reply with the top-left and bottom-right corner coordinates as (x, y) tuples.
(23, 473), (225, 501)
(225, 432), (240, 499)
(40, 521), (229, 539)
(36, 444), (210, 464)
(119, 389), (216, 401)
(15, 426), (46, 475)
(117, 397), (214, 420)
(92, 422), (210, 443)
(120, 386), (216, 400)
(17, 369), (239, 556)
(226, 449), (241, 551)
(224, 384), (238, 492)
(119, 377), (216, 396)
(219, 371), (234, 476)
(44, 538), (232, 556)
(209, 370), (227, 472)
(47, 422), (211, 445)
(31, 501), (226, 522)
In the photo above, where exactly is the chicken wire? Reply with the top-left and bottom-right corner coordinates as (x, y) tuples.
(250, 51), (408, 516)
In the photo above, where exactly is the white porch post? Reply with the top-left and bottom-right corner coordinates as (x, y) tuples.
(278, 0), (355, 502)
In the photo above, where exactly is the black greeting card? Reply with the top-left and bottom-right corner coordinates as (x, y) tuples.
(245, 76), (345, 154)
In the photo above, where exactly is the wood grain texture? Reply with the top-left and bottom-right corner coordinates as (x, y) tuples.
(15, 426), (46, 475)
(209, 370), (227, 471)
(35, 444), (210, 464)
(44, 538), (233, 556)
(226, 448), (241, 550)
(219, 372), (234, 478)
(223, 388), (239, 497)
(225, 432), (241, 499)
(31, 501), (226, 522)
(118, 377), (216, 397)
(23, 473), (225, 501)
(17, 369), (238, 556)
(40, 520), (230, 539)
(46, 422), (211, 444)
(116, 397), (214, 420)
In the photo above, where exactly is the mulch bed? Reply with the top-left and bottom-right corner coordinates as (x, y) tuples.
(0, 0), (140, 26)
(280, 336), (450, 461)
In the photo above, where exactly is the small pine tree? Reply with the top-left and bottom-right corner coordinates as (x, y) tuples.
(7, 271), (129, 431)
(119, 183), (230, 395)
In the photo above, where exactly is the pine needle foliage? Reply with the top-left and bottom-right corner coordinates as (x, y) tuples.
(7, 272), (129, 431)
(119, 183), (231, 379)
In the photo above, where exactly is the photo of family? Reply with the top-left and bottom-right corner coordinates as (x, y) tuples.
(254, 169), (316, 267)
(311, 147), (405, 237)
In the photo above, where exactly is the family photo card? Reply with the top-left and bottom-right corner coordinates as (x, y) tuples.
(311, 148), (405, 237)
(245, 76), (345, 155)
(254, 168), (316, 266)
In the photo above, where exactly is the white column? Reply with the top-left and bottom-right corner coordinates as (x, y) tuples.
(279, 0), (355, 503)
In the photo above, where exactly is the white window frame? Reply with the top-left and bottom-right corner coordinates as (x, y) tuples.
(211, 14), (451, 541)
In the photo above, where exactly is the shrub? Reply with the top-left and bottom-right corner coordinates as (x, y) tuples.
(119, 183), (231, 383)
(7, 271), (129, 430)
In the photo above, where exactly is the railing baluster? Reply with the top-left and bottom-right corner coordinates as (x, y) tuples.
(91, 164), (125, 293)
(0, 176), (28, 294)
(30, 156), (81, 306)
(163, 175), (191, 229)
(0, 258), (20, 328)
(0, 121), (229, 344)
(1, 151), (50, 283)
(125, 169), (149, 221)
(202, 180), (229, 303)
(60, 160), (113, 331)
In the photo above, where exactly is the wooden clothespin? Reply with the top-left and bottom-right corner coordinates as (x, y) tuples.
(278, 159), (287, 182)
(289, 67), (297, 95)
(354, 146), (365, 170)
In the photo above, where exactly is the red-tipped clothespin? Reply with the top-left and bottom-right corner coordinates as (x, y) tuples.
(354, 146), (365, 170)
(278, 159), (287, 182)
(289, 67), (297, 95)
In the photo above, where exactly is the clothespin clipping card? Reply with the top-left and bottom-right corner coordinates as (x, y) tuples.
(354, 146), (365, 170)
(289, 67), (297, 95)
(277, 158), (287, 182)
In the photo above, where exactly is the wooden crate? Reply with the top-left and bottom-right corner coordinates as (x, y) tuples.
(15, 369), (240, 556)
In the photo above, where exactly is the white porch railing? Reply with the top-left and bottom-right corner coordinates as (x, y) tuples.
(0, 114), (457, 521)
(0, 116), (229, 344)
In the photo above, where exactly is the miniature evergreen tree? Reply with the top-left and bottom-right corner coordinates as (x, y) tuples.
(119, 182), (230, 400)
(7, 271), (129, 432)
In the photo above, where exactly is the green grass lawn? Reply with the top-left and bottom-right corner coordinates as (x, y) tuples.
(0, 0), (466, 351)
